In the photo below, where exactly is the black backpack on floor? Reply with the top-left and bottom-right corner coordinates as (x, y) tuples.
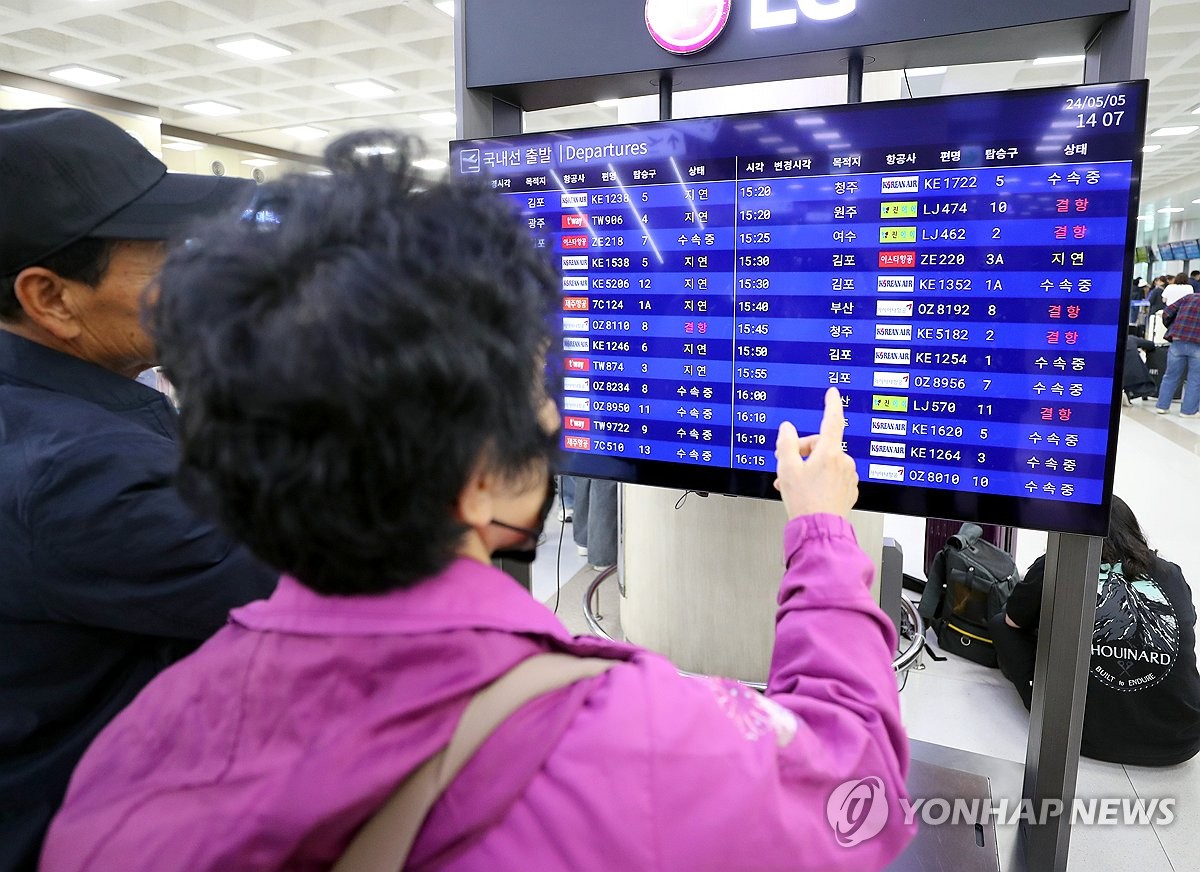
(917, 522), (1021, 667)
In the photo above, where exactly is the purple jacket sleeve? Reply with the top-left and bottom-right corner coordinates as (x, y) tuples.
(496, 513), (916, 871)
(761, 513), (915, 866)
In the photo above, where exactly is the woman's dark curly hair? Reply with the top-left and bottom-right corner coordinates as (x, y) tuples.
(151, 131), (560, 595)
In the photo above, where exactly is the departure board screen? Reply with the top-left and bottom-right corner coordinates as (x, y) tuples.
(451, 81), (1148, 535)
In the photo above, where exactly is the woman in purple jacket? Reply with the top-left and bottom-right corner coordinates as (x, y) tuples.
(41, 132), (914, 872)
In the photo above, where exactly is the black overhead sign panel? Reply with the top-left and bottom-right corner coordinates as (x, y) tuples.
(464, 0), (1131, 109)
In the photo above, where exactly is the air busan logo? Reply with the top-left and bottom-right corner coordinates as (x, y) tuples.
(645, 0), (731, 54)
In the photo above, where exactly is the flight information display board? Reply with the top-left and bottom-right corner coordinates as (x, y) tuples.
(452, 81), (1147, 535)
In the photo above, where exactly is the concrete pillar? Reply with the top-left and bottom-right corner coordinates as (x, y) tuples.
(620, 484), (884, 683)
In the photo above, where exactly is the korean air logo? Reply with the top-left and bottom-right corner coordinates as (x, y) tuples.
(645, 0), (731, 54)
(826, 776), (890, 847)
(881, 175), (920, 194)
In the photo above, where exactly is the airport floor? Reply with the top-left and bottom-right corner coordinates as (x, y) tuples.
(531, 400), (1200, 872)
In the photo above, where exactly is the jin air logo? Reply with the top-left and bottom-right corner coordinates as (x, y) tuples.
(1091, 564), (1179, 693)
(645, 0), (731, 54)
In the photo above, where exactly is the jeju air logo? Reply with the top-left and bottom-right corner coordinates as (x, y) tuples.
(645, 0), (732, 55)
(826, 776), (890, 848)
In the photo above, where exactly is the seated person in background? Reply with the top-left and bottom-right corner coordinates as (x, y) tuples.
(0, 108), (278, 871)
(989, 496), (1200, 767)
(42, 132), (914, 872)
(1122, 328), (1157, 402)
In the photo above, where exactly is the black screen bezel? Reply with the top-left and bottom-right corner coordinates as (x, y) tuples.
(452, 80), (1149, 537)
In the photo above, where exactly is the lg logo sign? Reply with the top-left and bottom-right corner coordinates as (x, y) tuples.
(751, 0), (858, 27)
(646, 0), (856, 55)
(645, 1), (732, 54)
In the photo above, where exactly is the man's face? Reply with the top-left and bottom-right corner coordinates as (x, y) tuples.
(70, 240), (165, 377)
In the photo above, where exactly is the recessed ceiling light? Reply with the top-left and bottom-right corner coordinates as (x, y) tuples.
(1158, 207), (1185, 214)
(1033, 55), (1085, 66)
(162, 140), (205, 152)
(215, 37), (291, 60)
(336, 80), (394, 99)
(1193, 199), (1200, 205)
(1152, 126), (1199, 137)
(48, 66), (120, 87)
(420, 111), (457, 126)
(906, 66), (947, 77)
(309, 169), (332, 176)
(594, 98), (620, 108)
(183, 100), (239, 116)
(1143, 145), (1162, 153)
(413, 158), (447, 171)
(434, 0), (455, 15)
(242, 158), (278, 168)
(281, 125), (328, 140)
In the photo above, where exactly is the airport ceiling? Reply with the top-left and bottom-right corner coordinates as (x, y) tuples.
(0, 0), (1197, 203)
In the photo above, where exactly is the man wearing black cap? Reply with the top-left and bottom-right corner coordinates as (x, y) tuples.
(0, 108), (278, 870)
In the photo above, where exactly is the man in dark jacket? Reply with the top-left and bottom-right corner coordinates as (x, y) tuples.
(0, 109), (278, 871)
